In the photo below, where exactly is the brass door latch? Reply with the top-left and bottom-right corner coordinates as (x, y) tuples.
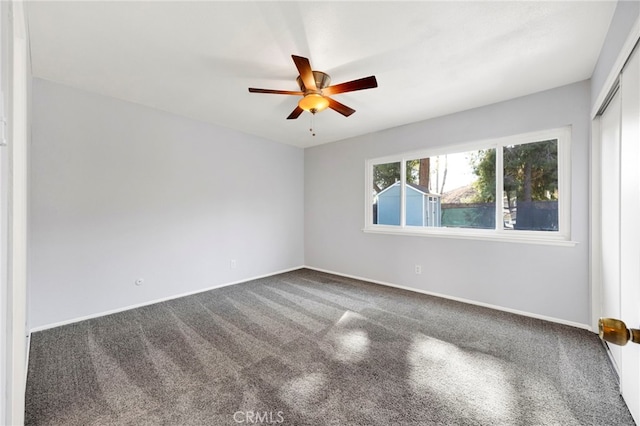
(599, 318), (640, 346)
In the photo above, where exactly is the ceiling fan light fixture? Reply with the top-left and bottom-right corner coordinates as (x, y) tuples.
(248, 55), (377, 120)
(298, 93), (329, 113)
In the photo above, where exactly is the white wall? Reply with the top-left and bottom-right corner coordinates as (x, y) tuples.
(29, 78), (304, 329)
(305, 80), (591, 326)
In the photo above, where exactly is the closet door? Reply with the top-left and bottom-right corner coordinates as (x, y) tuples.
(619, 44), (640, 423)
(600, 42), (640, 424)
(600, 87), (622, 373)
(599, 43), (640, 424)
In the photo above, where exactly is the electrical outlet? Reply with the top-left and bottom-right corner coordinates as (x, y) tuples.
(415, 265), (422, 275)
(230, 259), (237, 269)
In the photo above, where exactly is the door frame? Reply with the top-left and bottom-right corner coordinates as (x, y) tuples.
(1, 1), (29, 424)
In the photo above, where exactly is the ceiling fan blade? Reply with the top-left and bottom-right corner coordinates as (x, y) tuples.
(249, 88), (304, 95)
(286, 106), (304, 120)
(323, 76), (378, 96)
(327, 98), (355, 117)
(292, 55), (317, 91)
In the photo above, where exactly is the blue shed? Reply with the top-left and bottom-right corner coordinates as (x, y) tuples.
(376, 182), (441, 227)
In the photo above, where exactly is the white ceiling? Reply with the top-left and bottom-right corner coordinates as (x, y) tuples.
(26, 1), (617, 148)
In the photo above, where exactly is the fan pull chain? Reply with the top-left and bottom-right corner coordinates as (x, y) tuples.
(309, 111), (316, 137)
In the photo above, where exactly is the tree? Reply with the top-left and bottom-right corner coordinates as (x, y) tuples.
(418, 158), (430, 189)
(470, 149), (496, 202)
(414, 157), (447, 193)
(471, 140), (557, 204)
(374, 160), (421, 193)
(503, 140), (558, 203)
(373, 162), (401, 193)
(374, 157), (446, 194)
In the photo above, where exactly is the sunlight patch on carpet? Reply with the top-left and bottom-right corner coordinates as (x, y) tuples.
(279, 372), (327, 411)
(327, 311), (371, 363)
(407, 334), (514, 423)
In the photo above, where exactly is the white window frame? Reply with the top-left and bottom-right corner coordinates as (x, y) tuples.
(364, 127), (575, 246)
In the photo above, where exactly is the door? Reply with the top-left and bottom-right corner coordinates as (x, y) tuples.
(600, 44), (640, 423)
(619, 43), (640, 423)
(600, 88), (622, 373)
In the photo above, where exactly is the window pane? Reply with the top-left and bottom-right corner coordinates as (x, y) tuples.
(503, 139), (558, 231)
(405, 150), (496, 229)
(373, 162), (401, 225)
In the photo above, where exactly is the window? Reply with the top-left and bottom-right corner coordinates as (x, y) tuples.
(365, 127), (572, 245)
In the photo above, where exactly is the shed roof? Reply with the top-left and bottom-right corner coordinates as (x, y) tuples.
(377, 181), (440, 197)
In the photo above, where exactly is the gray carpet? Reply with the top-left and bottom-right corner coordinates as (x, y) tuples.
(26, 268), (633, 425)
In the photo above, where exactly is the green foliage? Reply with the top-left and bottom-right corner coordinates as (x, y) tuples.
(373, 160), (420, 193)
(373, 162), (400, 193)
(504, 140), (558, 202)
(471, 140), (558, 203)
(405, 160), (420, 185)
(471, 149), (496, 202)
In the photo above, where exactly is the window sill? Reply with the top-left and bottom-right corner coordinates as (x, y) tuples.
(362, 226), (578, 247)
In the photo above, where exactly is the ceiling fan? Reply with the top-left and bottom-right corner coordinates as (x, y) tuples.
(248, 55), (378, 119)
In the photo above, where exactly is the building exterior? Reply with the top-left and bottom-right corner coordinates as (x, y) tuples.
(376, 182), (441, 227)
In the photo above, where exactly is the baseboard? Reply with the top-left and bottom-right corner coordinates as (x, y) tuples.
(31, 264), (592, 333)
(29, 265), (305, 333)
(25, 331), (31, 384)
(601, 339), (621, 384)
(304, 265), (593, 331)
